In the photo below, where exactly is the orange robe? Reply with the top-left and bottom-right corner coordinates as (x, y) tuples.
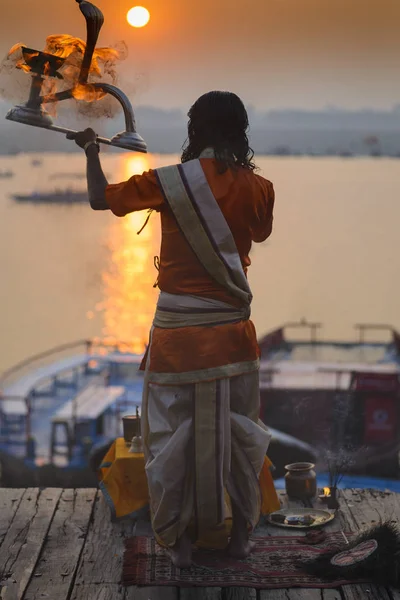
(105, 158), (275, 377)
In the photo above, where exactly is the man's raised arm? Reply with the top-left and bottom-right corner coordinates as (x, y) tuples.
(68, 127), (109, 210)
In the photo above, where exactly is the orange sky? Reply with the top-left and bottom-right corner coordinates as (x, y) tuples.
(1, 0), (399, 110)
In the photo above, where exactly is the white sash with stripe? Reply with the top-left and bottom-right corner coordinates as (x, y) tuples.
(155, 155), (252, 307)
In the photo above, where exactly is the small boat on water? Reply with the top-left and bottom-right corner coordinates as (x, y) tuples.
(49, 173), (110, 180)
(0, 340), (144, 487)
(259, 321), (400, 478)
(0, 338), (316, 487)
(12, 189), (88, 204)
(1, 322), (399, 487)
(50, 173), (86, 180)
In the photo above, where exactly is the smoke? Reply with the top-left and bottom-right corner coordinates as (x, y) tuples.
(0, 45), (29, 105)
(0, 36), (147, 122)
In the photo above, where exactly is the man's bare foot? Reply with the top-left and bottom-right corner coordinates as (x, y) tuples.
(228, 502), (255, 559)
(168, 532), (192, 568)
(227, 538), (256, 559)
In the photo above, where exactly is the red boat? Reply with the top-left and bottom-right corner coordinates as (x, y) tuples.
(258, 321), (400, 478)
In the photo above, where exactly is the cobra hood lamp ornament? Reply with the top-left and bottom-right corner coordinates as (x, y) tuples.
(5, 0), (147, 153)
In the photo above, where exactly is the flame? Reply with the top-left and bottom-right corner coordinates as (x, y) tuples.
(96, 154), (161, 355)
(8, 45), (38, 73)
(323, 487), (331, 497)
(43, 61), (52, 77)
(71, 82), (105, 103)
(8, 42), (25, 56)
(18, 63), (31, 74)
(19, 51), (40, 73)
(7, 35), (126, 110)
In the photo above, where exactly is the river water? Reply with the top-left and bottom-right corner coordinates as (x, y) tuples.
(0, 153), (399, 371)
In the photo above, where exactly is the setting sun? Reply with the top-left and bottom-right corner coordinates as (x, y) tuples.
(127, 6), (150, 28)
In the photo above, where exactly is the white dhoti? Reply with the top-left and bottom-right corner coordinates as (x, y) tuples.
(141, 293), (271, 547)
(140, 155), (273, 547)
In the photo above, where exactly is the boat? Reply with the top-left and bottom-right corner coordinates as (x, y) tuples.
(0, 340), (144, 487)
(12, 189), (88, 204)
(258, 321), (400, 478)
(1, 321), (399, 487)
(50, 173), (86, 180)
(0, 338), (317, 487)
(49, 172), (109, 180)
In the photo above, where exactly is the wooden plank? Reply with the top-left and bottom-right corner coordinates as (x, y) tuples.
(258, 491), (337, 599)
(262, 592), (342, 600)
(0, 488), (24, 546)
(0, 487), (62, 600)
(260, 592), (288, 600)
(347, 489), (400, 600)
(123, 517), (178, 599)
(124, 586), (178, 599)
(263, 589), (344, 599)
(222, 589), (256, 600)
(271, 490), (391, 600)
(340, 584), (390, 600)
(342, 488), (400, 526)
(23, 488), (97, 600)
(74, 492), (135, 585)
(71, 583), (126, 600)
(337, 489), (393, 600)
(180, 587), (222, 599)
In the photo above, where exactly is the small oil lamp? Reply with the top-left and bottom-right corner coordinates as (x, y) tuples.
(319, 486), (339, 509)
(319, 487), (332, 502)
(5, 0), (147, 153)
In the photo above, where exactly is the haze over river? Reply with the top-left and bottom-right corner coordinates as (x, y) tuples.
(0, 153), (399, 372)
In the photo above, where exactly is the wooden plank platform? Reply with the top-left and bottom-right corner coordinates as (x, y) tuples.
(0, 487), (399, 599)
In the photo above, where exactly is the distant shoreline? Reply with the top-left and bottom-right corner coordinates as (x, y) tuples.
(0, 150), (399, 158)
(1, 103), (400, 157)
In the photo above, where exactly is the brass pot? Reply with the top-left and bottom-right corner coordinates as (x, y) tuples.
(285, 462), (317, 499)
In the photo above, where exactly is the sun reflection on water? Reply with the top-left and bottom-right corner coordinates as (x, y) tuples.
(99, 154), (160, 354)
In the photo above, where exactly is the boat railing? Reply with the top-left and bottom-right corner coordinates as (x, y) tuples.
(276, 321), (397, 348)
(0, 338), (139, 390)
(0, 394), (33, 447)
(0, 340), (90, 389)
(284, 320), (323, 344)
(354, 323), (395, 344)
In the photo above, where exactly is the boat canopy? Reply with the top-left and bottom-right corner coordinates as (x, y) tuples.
(52, 385), (126, 423)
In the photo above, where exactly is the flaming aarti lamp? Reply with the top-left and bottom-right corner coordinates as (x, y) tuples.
(5, 0), (147, 153)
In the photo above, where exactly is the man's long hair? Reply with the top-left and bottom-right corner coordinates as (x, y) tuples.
(181, 91), (256, 172)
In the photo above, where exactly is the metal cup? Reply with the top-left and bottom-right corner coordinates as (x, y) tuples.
(122, 415), (141, 443)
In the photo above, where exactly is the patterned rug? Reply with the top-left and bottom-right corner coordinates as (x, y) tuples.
(123, 532), (369, 588)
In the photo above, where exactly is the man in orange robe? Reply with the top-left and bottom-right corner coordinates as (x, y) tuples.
(71, 91), (278, 568)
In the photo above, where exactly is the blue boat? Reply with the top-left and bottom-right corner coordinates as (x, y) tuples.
(0, 340), (144, 486)
(1, 323), (400, 491)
